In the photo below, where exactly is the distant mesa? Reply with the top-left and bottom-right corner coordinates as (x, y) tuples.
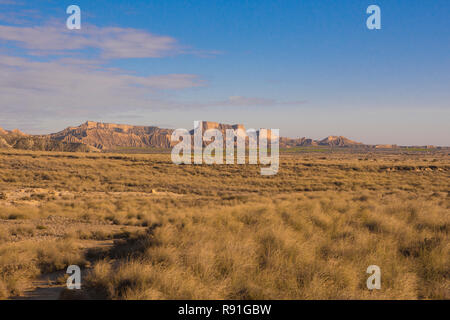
(0, 124), (94, 152)
(0, 127), (27, 136)
(0, 127), (29, 149)
(49, 121), (175, 150)
(9, 129), (27, 136)
(318, 136), (362, 147)
(0, 136), (10, 149)
(375, 144), (397, 149)
(279, 135), (363, 148)
(0, 121), (443, 152)
(189, 121), (247, 139)
(199, 121), (246, 132)
(280, 137), (317, 147)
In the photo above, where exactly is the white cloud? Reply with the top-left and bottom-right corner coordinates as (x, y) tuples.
(0, 24), (179, 59)
(0, 23), (303, 132)
(0, 22), (208, 123)
(0, 54), (204, 119)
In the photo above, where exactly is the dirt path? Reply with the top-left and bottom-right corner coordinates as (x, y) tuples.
(11, 270), (67, 300)
(11, 240), (115, 300)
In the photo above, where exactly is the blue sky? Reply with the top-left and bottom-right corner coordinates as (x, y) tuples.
(0, 0), (448, 145)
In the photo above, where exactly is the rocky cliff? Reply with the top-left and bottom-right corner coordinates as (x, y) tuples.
(0, 121), (368, 152)
(318, 136), (362, 147)
(48, 121), (175, 150)
(0, 126), (93, 152)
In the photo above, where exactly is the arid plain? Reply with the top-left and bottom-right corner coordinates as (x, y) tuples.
(0, 148), (448, 299)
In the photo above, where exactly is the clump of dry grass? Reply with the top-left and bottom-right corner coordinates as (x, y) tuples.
(0, 239), (87, 298)
(85, 192), (448, 299)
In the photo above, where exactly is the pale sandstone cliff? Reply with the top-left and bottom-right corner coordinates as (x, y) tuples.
(0, 121), (371, 151)
(49, 121), (175, 150)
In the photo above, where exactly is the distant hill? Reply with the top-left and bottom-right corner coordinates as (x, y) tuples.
(279, 135), (362, 148)
(48, 121), (175, 150)
(0, 136), (10, 149)
(318, 136), (362, 147)
(4, 121), (437, 152)
(46, 121), (367, 150)
(0, 126), (95, 152)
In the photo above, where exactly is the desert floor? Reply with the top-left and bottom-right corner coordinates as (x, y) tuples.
(0, 149), (448, 299)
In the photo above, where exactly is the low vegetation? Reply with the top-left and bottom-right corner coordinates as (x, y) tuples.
(0, 148), (448, 299)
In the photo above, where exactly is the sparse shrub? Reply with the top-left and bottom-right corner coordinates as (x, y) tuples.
(10, 227), (35, 237)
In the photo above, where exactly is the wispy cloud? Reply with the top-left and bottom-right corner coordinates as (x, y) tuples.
(0, 20), (210, 125)
(0, 24), (180, 59)
(208, 96), (307, 107)
(0, 21), (302, 131)
(0, 54), (204, 119)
